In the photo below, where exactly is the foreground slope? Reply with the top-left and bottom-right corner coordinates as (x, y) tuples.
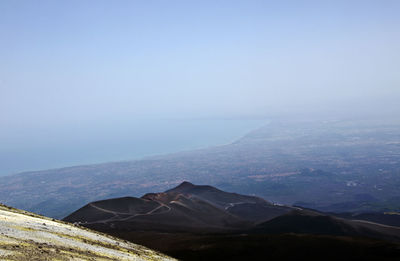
(0, 204), (175, 261)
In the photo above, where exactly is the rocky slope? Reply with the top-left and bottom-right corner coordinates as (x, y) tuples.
(0, 204), (175, 261)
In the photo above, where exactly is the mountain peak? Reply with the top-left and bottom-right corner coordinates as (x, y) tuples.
(165, 181), (221, 194)
(172, 181), (195, 190)
(178, 181), (195, 187)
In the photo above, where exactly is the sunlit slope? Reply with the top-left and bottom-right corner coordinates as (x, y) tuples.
(0, 204), (175, 261)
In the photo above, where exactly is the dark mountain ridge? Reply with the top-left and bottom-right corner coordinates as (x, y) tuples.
(63, 182), (400, 261)
(64, 182), (292, 232)
(64, 182), (400, 242)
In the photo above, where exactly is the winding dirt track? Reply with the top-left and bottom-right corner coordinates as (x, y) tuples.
(86, 202), (172, 224)
(352, 219), (400, 229)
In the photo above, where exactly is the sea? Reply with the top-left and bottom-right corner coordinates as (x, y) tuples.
(0, 118), (267, 176)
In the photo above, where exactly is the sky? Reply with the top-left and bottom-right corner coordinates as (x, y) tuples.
(0, 0), (399, 174)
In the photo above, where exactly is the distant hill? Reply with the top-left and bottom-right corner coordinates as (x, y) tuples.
(64, 182), (292, 232)
(0, 204), (174, 261)
(1, 119), (400, 218)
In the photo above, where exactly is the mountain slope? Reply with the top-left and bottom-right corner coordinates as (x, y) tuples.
(0, 204), (175, 261)
(163, 181), (293, 222)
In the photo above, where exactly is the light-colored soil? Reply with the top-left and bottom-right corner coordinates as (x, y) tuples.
(0, 204), (176, 261)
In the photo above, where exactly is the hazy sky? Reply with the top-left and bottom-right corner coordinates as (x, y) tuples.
(0, 1), (399, 174)
(2, 0), (399, 125)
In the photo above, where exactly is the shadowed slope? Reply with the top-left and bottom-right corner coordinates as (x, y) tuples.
(164, 181), (292, 222)
(64, 197), (162, 223)
(252, 209), (400, 242)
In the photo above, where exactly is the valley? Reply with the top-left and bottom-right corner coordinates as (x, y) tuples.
(0, 119), (399, 218)
(1, 119), (400, 260)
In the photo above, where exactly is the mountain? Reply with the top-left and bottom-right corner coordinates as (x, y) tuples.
(62, 183), (400, 261)
(64, 182), (292, 232)
(64, 183), (400, 242)
(1, 119), (400, 218)
(0, 203), (175, 261)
